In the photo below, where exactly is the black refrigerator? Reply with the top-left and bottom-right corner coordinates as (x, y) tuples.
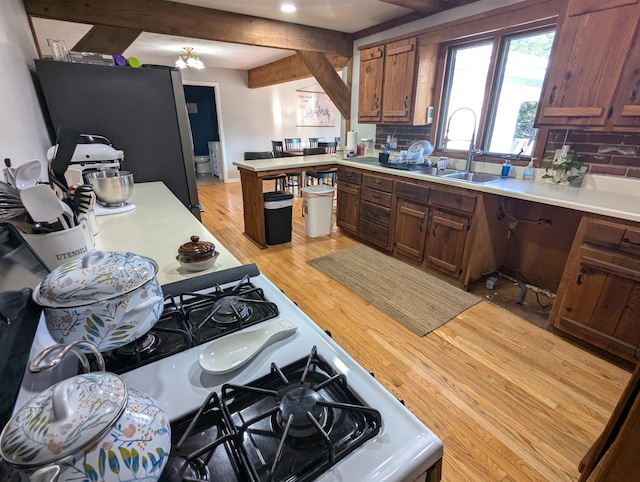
(35, 60), (202, 220)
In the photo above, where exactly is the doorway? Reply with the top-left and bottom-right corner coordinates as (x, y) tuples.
(184, 83), (226, 183)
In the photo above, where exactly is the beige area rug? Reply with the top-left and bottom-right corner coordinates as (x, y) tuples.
(307, 245), (480, 336)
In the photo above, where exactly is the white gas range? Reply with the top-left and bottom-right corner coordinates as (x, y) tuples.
(13, 264), (443, 481)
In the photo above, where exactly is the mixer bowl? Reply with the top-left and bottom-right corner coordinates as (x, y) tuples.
(84, 170), (134, 207)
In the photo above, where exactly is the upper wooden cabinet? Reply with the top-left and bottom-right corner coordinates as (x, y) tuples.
(381, 38), (417, 123)
(537, 0), (640, 129)
(358, 45), (385, 123)
(358, 38), (436, 125)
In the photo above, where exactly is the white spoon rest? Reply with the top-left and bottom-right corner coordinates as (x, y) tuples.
(199, 319), (297, 374)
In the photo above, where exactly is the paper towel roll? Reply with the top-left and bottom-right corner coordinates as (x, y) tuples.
(346, 131), (358, 152)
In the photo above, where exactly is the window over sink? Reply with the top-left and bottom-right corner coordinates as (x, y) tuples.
(436, 26), (555, 159)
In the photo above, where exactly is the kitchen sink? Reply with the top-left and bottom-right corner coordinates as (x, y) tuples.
(441, 171), (507, 184)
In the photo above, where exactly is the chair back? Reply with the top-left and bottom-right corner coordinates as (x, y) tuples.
(272, 140), (284, 158)
(284, 138), (302, 150)
(318, 141), (337, 154)
(302, 147), (326, 156)
(244, 151), (274, 160)
(308, 137), (325, 148)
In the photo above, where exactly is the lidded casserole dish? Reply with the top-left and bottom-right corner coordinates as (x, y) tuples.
(176, 235), (219, 272)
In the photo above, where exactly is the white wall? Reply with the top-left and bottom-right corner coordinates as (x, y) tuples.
(180, 67), (341, 181)
(0, 0), (50, 179)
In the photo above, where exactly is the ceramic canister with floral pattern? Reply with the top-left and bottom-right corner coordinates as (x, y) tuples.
(0, 372), (171, 482)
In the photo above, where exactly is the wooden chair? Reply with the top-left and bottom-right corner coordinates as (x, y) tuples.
(302, 147), (326, 156)
(244, 151), (287, 191)
(305, 142), (338, 186)
(284, 138), (302, 150)
(308, 137), (325, 148)
(272, 140), (284, 158)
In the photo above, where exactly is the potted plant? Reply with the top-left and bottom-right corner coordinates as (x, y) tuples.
(541, 149), (586, 186)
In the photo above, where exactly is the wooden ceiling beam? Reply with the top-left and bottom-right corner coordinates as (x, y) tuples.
(295, 50), (351, 120)
(23, 0), (353, 57)
(248, 54), (350, 89)
(72, 25), (142, 55)
(378, 0), (481, 13)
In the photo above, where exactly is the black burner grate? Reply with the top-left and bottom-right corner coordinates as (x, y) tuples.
(99, 276), (279, 374)
(160, 347), (382, 482)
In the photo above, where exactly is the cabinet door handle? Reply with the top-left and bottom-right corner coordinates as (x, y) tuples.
(622, 237), (640, 247)
(372, 193), (380, 199)
(576, 267), (595, 285)
(419, 221), (423, 232)
(548, 85), (557, 105)
(404, 96), (408, 109)
(373, 179), (382, 185)
(432, 225), (437, 236)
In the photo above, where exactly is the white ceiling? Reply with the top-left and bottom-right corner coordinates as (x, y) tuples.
(31, 0), (415, 70)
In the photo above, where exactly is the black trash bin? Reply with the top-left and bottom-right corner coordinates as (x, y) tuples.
(264, 191), (294, 245)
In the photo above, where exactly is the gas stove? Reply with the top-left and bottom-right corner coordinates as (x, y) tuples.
(11, 264), (443, 481)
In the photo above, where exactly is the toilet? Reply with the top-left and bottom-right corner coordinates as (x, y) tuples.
(194, 155), (212, 175)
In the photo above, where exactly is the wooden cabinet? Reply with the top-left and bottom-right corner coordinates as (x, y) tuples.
(395, 200), (429, 262)
(358, 173), (394, 249)
(537, 0), (640, 129)
(358, 45), (385, 123)
(551, 216), (640, 362)
(394, 180), (431, 262)
(358, 38), (427, 124)
(426, 209), (470, 277)
(381, 38), (417, 124)
(336, 168), (362, 235)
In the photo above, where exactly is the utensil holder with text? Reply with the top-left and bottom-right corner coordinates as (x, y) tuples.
(22, 221), (94, 270)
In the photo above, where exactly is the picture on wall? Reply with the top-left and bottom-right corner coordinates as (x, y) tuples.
(296, 91), (336, 127)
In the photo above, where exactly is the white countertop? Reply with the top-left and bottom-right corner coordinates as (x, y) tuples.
(233, 153), (338, 171)
(233, 153), (640, 223)
(94, 182), (241, 285)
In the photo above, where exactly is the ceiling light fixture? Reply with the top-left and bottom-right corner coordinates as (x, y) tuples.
(175, 47), (205, 69)
(280, 3), (296, 13)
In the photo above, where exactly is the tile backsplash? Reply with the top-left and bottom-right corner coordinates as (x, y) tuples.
(544, 130), (640, 178)
(374, 124), (640, 179)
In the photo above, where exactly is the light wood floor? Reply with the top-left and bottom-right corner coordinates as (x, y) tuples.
(197, 182), (631, 482)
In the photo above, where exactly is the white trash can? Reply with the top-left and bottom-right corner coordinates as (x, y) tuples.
(301, 185), (335, 237)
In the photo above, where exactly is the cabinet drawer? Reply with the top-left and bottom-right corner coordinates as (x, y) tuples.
(361, 200), (391, 228)
(362, 174), (394, 192)
(583, 218), (626, 249)
(429, 188), (476, 213)
(621, 226), (640, 257)
(395, 180), (430, 201)
(361, 186), (393, 207)
(359, 219), (390, 247)
(337, 168), (362, 185)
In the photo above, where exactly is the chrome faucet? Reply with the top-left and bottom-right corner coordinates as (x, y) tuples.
(443, 107), (483, 172)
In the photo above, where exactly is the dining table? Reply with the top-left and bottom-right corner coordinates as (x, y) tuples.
(233, 153), (337, 248)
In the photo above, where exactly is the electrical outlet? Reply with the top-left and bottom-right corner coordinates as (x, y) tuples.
(508, 221), (517, 230)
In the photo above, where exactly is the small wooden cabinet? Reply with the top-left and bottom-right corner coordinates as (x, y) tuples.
(551, 216), (640, 362)
(358, 38), (426, 124)
(358, 173), (394, 249)
(358, 45), (385, 123)
(395, 200), (429, 262)
(336, 168), (362, 235)
(537, 0), (640, 129)
(426, 209), (470, 277)
(394, 180), (431, 262)
(381, 38), (417, 124)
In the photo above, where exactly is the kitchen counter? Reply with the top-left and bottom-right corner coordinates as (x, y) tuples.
(94, 181), (241, 284)
(234, 154), (339, 247)
(339, 158), (640, 223)
(234, 154), (640, 225)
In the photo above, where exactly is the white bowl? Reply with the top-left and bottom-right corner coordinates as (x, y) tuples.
(176, 250), (219, 272)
